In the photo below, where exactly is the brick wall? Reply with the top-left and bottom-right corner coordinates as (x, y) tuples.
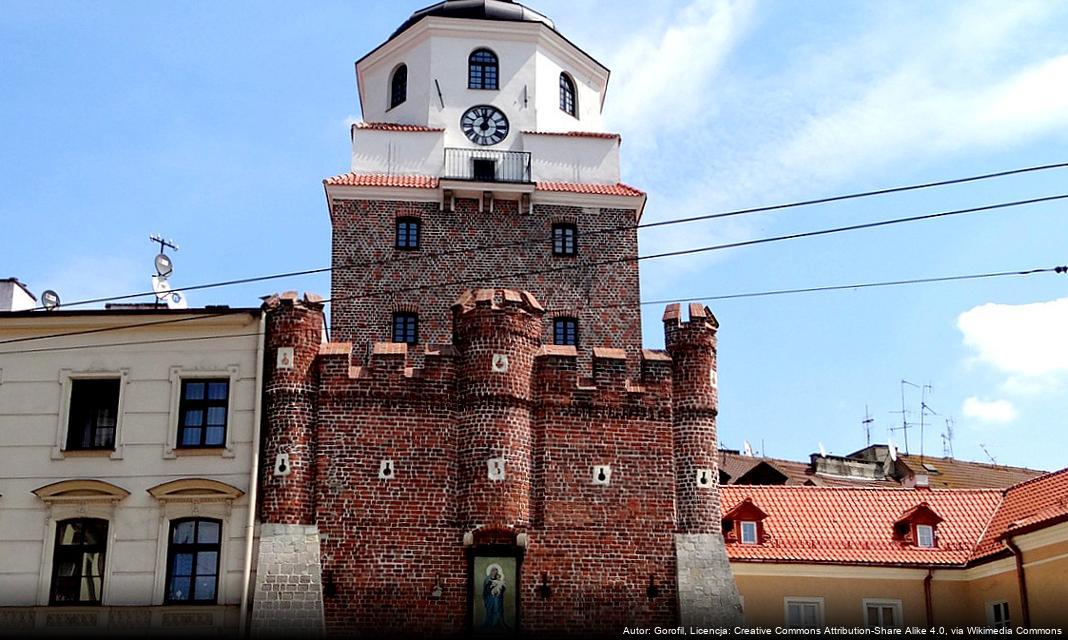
(328, 197), (642, 371)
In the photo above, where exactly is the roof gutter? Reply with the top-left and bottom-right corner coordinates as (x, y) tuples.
(1003, 535), (1031, 627)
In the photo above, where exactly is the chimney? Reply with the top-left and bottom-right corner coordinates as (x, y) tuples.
(913, 474), (930, 489)
(0, 278), (36, 312)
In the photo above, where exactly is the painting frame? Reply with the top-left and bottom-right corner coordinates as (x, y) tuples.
(466, 539), (524, 635)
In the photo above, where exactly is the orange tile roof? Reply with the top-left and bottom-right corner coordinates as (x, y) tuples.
(537, 181), (644, 197)
(354, 122), (444, 132)
(720, 485), (1003, 566)
(972, 468), (1068, 560)
(522, 130), (621, 140)
(323, 174), (440, 188)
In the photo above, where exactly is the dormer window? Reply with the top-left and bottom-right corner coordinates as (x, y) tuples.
(722, 497), (769, 545)
(390, 64), (407, 109)
(469, 49), (499, 90)
(916, 524), (934, 548)
(559, 72), (577, 117)
(740, 521), (758, 545)
(893, 502), (942, 548)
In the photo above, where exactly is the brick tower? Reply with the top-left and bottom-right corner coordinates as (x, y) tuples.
(255, 1), (742, 636)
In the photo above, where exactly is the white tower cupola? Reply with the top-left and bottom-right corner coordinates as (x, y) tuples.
(348, 0), (625, 187)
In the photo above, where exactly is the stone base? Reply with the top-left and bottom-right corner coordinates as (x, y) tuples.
(675, 533), (745, 627)
(250, 523), (325, 638)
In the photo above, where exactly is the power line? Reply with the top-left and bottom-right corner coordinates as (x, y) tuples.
(2, 263), (1062, 356)
(5, 187), (1065, 347)
(25, 161), (1068, 312)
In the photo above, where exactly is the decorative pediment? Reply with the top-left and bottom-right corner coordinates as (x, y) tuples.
(722, 497), (769, 522)
(147, 478), (245, 503)
(895, 501), (943, 528)
(32, 479), (130, 504)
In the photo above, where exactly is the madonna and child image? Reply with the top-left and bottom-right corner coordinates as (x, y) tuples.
(473, 557), (518, 632)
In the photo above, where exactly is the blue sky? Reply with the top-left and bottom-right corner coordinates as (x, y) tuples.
(2, 1), (1067, 470)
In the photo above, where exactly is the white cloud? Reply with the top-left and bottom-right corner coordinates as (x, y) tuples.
(961, 397), (1018, 424)
(958, 297), (1068, 377)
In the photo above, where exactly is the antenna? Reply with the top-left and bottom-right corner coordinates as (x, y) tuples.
(942, 418), (955, 459)
(888, 437), (898, 462)
(890, 379), (920, 455)
(41, 290), (61, 311)
(148, 234), (186, 309)
(979, 443), (997, 466)
(862, 405), (874, 447)
(919, 384), (937, 462)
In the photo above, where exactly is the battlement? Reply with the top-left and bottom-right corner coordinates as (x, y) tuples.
(533, 344), (673, 415)
(663, 302), (719, 348)
(316, 340), (457, 401)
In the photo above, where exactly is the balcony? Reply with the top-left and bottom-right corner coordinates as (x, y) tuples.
(443, 148), (532, 184)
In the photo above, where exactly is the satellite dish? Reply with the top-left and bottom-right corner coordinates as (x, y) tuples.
(155, 253), (174, 277)
(888, 439), (898, 462)
(743, 440), (754, 457)
(152, 275), (172, 300)
(41, 290), (60, 311)
(819, 442), (828, 457)
(165, 290), (188, 310)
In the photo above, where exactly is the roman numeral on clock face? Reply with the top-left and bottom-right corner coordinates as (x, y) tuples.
(461, 105), (509, 146)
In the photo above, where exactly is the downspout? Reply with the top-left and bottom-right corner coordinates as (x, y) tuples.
(1005, 536), (1031, 627)
(923, 569), (934, 627)
(239, 312), (267, 637)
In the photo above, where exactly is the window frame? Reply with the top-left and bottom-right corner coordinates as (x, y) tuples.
(986, 601), (1011, 629)
(862, 599), (903, 629)
(559, 72), (577, 117)
(164, 517), (223, 605)
(176, 378), (231, 450)
(165, 367), (239, 459)
(553, 317), (579, 346)
(468, 48), (499, 90)
(552, 223), (578, 256)
(389, 63), (408, 109)
(740, 520), (759, 545)
(52, 369), (129, 460)
(64, 378), (121, 452)
(392, 312), (419, 345)
(395, 217), (421, 251)
(916, 523), (935, 548)
(49, 518), (109, 606)
(783, 597), (824, 629)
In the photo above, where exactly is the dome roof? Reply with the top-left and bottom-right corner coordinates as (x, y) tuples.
(391, 0), (556, 40)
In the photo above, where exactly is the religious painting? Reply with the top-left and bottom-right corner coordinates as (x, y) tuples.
(471, 555), (518, 633)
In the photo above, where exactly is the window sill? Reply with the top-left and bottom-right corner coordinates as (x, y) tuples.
(172, 447), (229, 457)
(59, 449), (115, 458)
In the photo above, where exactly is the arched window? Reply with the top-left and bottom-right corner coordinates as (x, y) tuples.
(390, 64), (407, 109)
(469, 49), (499, 90)
(559, 72), (577, 117)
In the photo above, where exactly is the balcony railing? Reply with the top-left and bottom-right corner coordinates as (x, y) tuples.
(443, 148), (532, 184)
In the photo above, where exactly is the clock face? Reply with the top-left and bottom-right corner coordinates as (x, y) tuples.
(461, 105), (509, 146)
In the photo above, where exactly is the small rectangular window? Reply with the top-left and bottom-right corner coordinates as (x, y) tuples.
(864, 600), (902, 629)
(553, 318), (578, 346)
(987, 602), (1011, 629)
(472, 159), (497, 182)
(395, 218), (421, 250)
(177, 379), (229, 448)
(552, 224), (577, 256)
(740, 521), (758, 545)
(784, 599), (823, 628)
(392, 313), (419, 345)
(66, 379), (120, 450)
(916, 524), (934, 548)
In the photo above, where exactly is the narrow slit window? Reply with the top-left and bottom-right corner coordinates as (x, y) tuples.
(390, 64), (407, 109)
(469, 49), (499, 90)
(552, 224), (577, 256)
(560, 72), (577, 117)
(392, 313), (419, 345)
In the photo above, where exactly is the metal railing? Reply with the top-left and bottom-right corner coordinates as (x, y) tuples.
(443, 148), (532, 183)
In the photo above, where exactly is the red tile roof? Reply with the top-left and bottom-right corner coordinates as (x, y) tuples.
(522, 130), (621, 140)
(537, 181), (644, 197)
(323, 174), (644, 197)
(323, 174), (440, 188)
(354, 122), (444, 132)
(720, 485), (1003, 566)
(972, 467), (1068, 560)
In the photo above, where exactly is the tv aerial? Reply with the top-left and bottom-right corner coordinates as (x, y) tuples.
(149, 234), (187, 309)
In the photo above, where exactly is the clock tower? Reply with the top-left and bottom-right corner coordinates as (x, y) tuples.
(254, 1), (744, 636)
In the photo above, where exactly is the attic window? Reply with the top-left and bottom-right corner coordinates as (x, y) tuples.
(922, 463), (939, 473)
(740, 521), (758, 545)
(916, 524), (934, 548)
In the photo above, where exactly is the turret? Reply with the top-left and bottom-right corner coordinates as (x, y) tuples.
(664, 302), (722, 533)
(261, 291), (324, 524)
(452, 288), (544, 529)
